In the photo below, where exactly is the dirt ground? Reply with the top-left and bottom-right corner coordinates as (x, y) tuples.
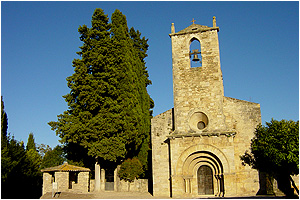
(40, 191), (290, 199)
(40, 191), (163, 199)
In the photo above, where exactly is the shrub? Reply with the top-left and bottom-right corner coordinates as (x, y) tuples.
(118, 157), (143, 182)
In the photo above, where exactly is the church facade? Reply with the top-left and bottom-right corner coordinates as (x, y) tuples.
(151, 17), (262, 197)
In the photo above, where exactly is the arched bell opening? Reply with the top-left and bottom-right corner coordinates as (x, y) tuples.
(189, 38), (202, 68)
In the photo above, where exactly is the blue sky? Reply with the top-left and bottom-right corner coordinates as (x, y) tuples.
(2, 1), (299, 148)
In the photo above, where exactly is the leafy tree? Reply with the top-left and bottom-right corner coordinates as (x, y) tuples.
(118, 157), (143, 182)
(49, 8), (153, 181)
(241, 119), (299, 197)
(37, 143), (52, 157)
(40, 145), (66, 169)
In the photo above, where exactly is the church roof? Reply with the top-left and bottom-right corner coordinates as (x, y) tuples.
(169, 23), (219, 37)
(177, 23), (210, 34)
(41, 162), (91, 172)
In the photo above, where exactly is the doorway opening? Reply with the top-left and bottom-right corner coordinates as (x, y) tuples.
(197, 165), (214, 195)
(105, 168), (114, 191)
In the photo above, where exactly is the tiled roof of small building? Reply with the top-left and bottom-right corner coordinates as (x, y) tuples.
(41, 162), (90, 172)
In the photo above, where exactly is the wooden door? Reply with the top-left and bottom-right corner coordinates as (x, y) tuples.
(197, 165), (214, 195)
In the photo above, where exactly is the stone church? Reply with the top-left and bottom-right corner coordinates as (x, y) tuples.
(151, 17), (262, 198)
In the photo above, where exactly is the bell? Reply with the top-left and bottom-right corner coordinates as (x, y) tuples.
(192, 54), (200, 62)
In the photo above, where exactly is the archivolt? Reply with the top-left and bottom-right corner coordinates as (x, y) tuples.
(182, 151), (223, 176)
(176, 144), (230, 175)
(177, 146), (227, 196)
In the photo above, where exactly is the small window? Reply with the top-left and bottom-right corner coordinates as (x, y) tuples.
(189, 112), (209, 131)
(190, 38), (202, 68)
(197, 121), (206, 130)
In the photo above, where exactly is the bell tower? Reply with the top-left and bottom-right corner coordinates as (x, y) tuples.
(169, 17), (228, 134)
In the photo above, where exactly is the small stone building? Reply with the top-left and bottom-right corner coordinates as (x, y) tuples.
(151, 17), (262, 198)
(41, 162), (90, 195)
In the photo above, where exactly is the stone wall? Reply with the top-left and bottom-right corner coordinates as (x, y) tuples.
(117, 179), (148, 192)
(90, 178), (148, 193)
(223, 97), (261, 196)
(42, 172), (53, 195)
(151, 109), (173, 197)
(42, 171), (90, 195)
(89, 179), (95, 192)
(55, 172), (69, 192)
(71, 172), (90, 193)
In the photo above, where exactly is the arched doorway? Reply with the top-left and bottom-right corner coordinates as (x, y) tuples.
(178, 146), (228, 197)
(197, 165), (214, 195)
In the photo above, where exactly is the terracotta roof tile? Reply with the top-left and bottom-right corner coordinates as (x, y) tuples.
(41, 162), (90, 172)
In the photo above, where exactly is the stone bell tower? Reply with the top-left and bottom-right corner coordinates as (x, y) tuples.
(170, 17), (228, 134)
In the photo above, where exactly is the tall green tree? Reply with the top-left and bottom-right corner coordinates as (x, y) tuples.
(25, 133), (42, 177)
(129, 27), (153, 174)
(1, 96), (9, 182)
(108, 9), (144, 160)
(1, 96), (8, 141)
(49, 8), (112, 164)
(26, 132), (37, 151)
(1, 97), (42, 198)
(241, 119), (299, 197)
(25, 133), (43, 198)
(49, 8), (153, 180)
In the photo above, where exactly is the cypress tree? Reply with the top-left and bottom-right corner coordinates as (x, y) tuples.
(26, 132), (36, 151)
(110, 9), (142, 156)
(129, 27), (153, 172)
(49, 8), (153, 179)
(1, 96), (8, 141)
(1, 98), (42, 198)
(49, 8), (112, 164)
